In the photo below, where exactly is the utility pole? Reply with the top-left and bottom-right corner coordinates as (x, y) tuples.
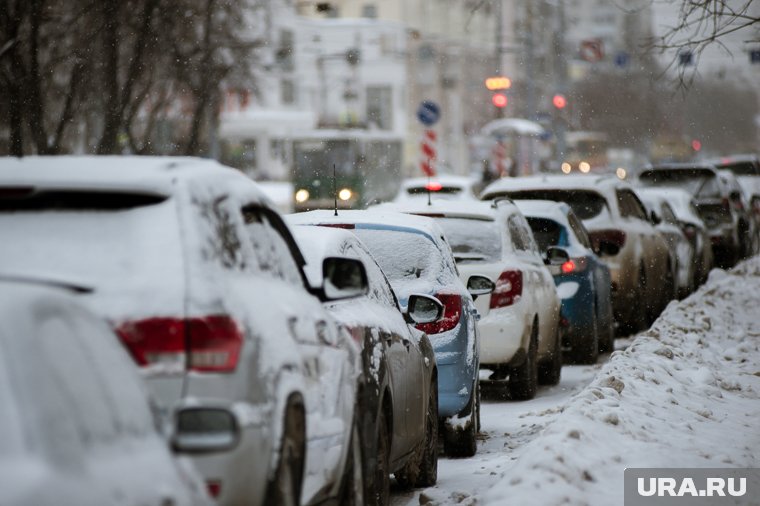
(553, 0), (568, 165)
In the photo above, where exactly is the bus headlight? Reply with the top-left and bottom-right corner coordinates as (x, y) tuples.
(338, 188), (352, 201)
(561, 162), (572, 174)
(295, 189), (310, 203)
(579, 161), (591, 173)
(616, 167), (627, 179)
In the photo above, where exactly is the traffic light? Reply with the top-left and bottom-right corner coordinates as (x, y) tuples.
(485, 77), (511, 90)
(492, 93), (508, 108)
(552, 94), (567, 109)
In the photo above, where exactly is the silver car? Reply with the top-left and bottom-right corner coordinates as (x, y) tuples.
(0, 279), (212, 506)
(0, 156), (362, 506)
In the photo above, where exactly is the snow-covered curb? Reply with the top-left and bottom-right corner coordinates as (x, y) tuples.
(483, 259), (760, 505)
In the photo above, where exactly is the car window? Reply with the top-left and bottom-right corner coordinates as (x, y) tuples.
(195, 194), (246, 271)
(639, 170), (722, 199)
(505, 189), (608, 220)
(241, 205), (303, 286)
(435, 217), (502, 263)
(567, 212), (592, 248)
(661, 203), (679, 224)
(508, 215), (538, 254)
(345, 242), (398, 309)
(525, 217), (564, 251)
(616, 189), (648, 220)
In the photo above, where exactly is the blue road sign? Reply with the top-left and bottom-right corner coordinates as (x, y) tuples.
(751, 50), (760, 64)
(417, 100), (441, 126)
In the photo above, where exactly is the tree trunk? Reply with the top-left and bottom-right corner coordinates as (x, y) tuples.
(185, 0), (215, 156)
(96, 1), (121, 154)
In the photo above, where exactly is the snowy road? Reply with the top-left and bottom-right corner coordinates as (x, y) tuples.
(390, 360), (606, 505)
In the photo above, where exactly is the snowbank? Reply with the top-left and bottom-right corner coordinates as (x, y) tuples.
(483, 259), (760, 505)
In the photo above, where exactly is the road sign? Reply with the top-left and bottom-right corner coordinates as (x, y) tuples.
(417, 101), (441, 126)
(614, 51), (630, 68)
(420, 129), (437, 177)
(580, 39), (604, 62)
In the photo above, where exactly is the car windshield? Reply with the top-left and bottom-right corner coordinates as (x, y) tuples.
(352, 228), (445, 285)
(504, 190), (607, 220)
(716, 161), (759, 176)
(434, 217), (501, 263)
(525, 217), (565, 250)
(638, 170), (722, 199)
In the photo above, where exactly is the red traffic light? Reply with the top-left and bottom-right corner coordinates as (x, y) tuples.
(492, 93), (508, 108)
(691, 139), (702, 151)
(552, 94), (567, 109)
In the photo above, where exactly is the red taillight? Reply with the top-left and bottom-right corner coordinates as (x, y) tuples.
(206, 480), (222, 498)
(588, 229), (626, 253)
(561, 260), (576, 274)
(721, 198), (731, 213)
(489, 270), (523, 309)
(116, 315), (243, 373)
(346, 325), (364, 345)
(425, 182), (443, 191)
(415, 291), (462, 334)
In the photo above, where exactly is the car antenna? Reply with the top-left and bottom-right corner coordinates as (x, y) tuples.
(333, 163), (338, 216)
(427, 174), (432, 206)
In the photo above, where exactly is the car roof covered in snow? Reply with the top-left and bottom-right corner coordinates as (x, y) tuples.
(289, 224), (358, 286)
(374, 200), (503, 221)
(481, 174), (623, 199)
(286, 209), (448, 244)
(0, 156), (268, 203)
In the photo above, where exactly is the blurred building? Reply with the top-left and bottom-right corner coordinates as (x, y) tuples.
(298, 0), (498, 177)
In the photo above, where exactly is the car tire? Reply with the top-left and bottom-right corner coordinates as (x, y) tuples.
(396, 378), (438, 488)
(264, 399), (306, 506)
(538, 325), (562, 385)
(365, 409), (390, 506)
(443, 380), (479, 458)
(510, 324), (538, 400)
(340, 416), (365, 506)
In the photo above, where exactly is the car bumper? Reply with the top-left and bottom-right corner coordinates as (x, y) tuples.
(477, 307), (527, 366)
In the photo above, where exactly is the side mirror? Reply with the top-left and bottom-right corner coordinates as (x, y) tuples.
(467, 274), (495, 299)
(171, 407), (239, 454)
(545, 246), (570, 266)
(405, 293), (444, 325)
(322, 257), (368, 300)
(649, 210), (661, 225)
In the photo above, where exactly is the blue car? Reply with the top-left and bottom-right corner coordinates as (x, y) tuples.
(515, 200), (615, 363)
(288, 210), (488, 458)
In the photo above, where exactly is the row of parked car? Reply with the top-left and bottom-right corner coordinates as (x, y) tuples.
(2, 153), (758, 506)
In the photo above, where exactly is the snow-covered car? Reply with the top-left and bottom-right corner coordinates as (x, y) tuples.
(289, 210), (487, 456)
(0, 156), (363, 506)
(635, 188), (697, 297)
(638, 164), (742, 268)
(393, 175), (482, 203)
(289, 225), (442, 501)
(482, 175), (671, 334)
(382, 201), (562, 399)
(717, 169), (757, 258)
(709, 153), (760, 192)
(0, 279), (212, 506)
(515, 200), (615, 363)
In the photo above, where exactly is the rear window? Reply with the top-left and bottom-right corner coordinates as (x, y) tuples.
(716, 161), (760, 176)
(0, 190), (184, 317)
(525, 217), (565, 251)
(353, 228), (445, 284)
(504, 190), (607, 220)
(638, 169), (722, 199)
(435, 217), (501, 263)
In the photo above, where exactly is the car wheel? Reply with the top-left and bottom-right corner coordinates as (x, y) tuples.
(510, 324), (538, 400)
(443, 380), (479, 458)
(538, 325), (562, 385)
(395, 378), (438, 488)
(264, 400), (305, 506)
(365, 409), (390, 506)
(340, 416), (365, 506)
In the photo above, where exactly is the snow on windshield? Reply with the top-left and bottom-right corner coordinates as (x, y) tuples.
(435, 218), (501, 263)
(506, 190), (608, 221)
(0, 197), (185, 320)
